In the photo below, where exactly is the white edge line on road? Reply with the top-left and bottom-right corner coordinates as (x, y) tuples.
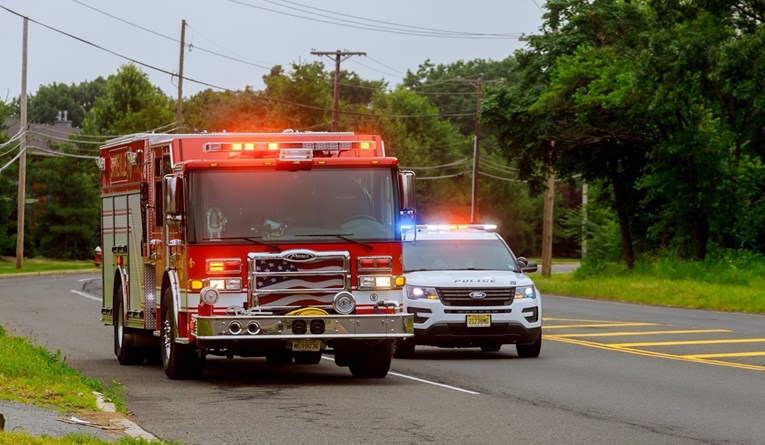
(388, 371), (480, 395)
(321, 355), (479, 394)
(70, 289), (101, 301)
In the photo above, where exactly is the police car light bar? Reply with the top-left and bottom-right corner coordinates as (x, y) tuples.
(417, 224), (497, 231)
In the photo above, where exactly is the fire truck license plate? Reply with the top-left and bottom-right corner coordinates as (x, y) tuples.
(291, 340), (322, 352)
(466, 314), (491, 328)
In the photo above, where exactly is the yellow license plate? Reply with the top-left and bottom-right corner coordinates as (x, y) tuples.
(466, 314), (491, 328)
(291, 339), (322, 352)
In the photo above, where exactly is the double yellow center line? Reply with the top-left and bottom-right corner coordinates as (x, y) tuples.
(544, 318), (765, 371)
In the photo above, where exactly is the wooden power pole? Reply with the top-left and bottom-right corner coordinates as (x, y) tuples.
(470, 74), (483, 223)
(176, 19), (186, 132)
(311, 50), (366, 131)
(541, 162), (555, 278)
(15, 17), (28, 269)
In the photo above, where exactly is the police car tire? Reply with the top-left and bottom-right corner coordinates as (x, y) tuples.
(516, 335), (542, 358)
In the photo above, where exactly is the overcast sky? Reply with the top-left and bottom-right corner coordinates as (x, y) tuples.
(0, 0), (545, 102)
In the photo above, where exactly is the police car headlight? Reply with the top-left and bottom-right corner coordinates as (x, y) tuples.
(515, 285), (537, 299)
(406, 285), (439, 300)
(200, 286), (220, 305)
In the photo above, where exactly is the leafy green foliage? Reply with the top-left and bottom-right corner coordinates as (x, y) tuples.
(81, 64), (174, 135)
(28, 79), (107, 128)
(27, 153), (100, 260)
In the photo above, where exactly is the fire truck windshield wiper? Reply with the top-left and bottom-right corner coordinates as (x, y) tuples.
(204, 236), (281, 252)
(295, 233), (373, 251)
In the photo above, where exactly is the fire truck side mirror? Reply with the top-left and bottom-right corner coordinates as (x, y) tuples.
(399, 170), (416, 211)
(164, 175), (184, 227)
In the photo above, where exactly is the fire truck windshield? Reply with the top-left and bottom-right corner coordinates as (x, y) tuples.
(186, 167), (400, 243)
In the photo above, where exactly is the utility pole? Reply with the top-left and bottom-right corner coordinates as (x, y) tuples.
(541, 142), (556, 277)
(581, 181), (588, 259)
(176, 19), (186, 132)
(470, 74), (483, 224)
(15, 17), (28, 270)
(311, 50), (366, 131)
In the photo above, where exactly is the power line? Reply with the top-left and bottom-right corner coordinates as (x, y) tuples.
(274, 0), (521, 38)
(69, 1), (501, 101)
(0, 5), (478, 121)
(226, 0), (525, 39)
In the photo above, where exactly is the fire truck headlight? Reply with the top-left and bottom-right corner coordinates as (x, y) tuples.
(200, 287), (220, 306)
(333, 291), (356, 315)
(358, 275), (394, 289)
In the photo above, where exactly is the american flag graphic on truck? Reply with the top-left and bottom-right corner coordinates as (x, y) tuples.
(251, 251), (350, 306)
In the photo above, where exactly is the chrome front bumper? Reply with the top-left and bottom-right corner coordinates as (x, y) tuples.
(193, 313), (414, 341)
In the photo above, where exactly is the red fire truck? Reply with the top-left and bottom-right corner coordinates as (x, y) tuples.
(98, 131), (415, 379)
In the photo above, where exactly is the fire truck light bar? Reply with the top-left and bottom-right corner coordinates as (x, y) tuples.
(203, 141), (374, 154)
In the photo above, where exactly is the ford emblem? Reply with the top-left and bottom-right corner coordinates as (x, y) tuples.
(284, 252), (316, 262)
(469, 291), (487, 299)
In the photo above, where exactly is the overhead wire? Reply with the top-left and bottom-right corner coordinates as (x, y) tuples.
(236, 0), (524, 39)
(73, 0), (501, 99)
(0, 5), (480, 121)
(26, 144), (98, 159)
(400, 158), (470, 170)
(0, 144), (24, 173)
(0, 129), (25, 149)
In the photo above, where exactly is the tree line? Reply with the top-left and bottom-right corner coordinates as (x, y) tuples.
(1, 0), (764, 266)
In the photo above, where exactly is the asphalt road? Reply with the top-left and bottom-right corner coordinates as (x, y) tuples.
(1, 272), (763, 445)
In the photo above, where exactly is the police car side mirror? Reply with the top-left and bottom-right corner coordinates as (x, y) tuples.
(164, 175), (184, 227)
(517, 257), (538, 273)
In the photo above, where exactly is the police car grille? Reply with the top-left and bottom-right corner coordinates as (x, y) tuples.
(437, 288), (514, 306)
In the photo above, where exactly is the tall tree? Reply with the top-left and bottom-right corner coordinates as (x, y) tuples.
(28, 79), (106, 127)
(81, 64), (174, 136)
(484, 0), (654, 267)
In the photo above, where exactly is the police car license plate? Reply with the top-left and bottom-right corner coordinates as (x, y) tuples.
(291, 339), (322, 352)
(466, 314), (491, 328)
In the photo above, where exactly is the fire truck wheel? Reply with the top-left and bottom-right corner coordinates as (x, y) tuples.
(114, 287), (145, 366)
(161, 289), (205, 379)
(348, 340), (393, 378)
(293, 351), (323, 365)
(392, 339), (415, 359)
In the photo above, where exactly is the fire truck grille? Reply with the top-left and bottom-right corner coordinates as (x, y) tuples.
(250, 251), (349, 306)
(437, 287), (515, 307)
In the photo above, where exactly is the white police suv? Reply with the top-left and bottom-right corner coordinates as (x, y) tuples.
(394, 224), (542, 358)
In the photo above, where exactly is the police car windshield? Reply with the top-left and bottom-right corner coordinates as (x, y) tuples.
(403, 239), (519, 272)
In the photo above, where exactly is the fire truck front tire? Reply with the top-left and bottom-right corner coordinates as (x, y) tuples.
(348, 340), (393, 378)
(161, 289), (205, 379)
(114, 288), (144, 366)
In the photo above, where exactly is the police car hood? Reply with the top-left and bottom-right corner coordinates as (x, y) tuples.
(404, 269), (535, 288)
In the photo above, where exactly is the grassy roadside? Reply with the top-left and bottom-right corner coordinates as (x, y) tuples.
(0, 259), (171, 444)
(0, 257), (98, 276)
(534, 254), (765, 315)
(0, 323), (173, 445)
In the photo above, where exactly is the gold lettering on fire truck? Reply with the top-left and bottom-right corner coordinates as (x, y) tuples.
(110, 151), (129, 182)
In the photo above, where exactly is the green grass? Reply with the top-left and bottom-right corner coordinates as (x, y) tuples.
(0, 257), (98, 275)
(0, 325), (173, 444)
(534, 252), (765, 314)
